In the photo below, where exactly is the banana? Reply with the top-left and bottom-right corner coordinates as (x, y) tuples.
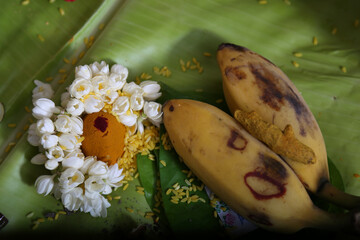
(163, 99), (359, 233)
(217, 43), (360, 209)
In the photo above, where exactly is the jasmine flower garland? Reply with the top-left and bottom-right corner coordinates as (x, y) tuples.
(28, 61), (163, 217)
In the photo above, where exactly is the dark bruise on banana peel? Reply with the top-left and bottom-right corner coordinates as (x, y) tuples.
(162, 99), (360, 234)
(217, 43), (360, 210)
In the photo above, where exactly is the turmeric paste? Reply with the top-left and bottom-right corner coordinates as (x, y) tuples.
(82, 111), (126, 165)
(234, 109), (316, 164)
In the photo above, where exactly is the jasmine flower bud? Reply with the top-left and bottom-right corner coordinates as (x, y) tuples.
(32, 98), (60, 119)
(66, 98), (84, 116)
(34, 174), (56, 196)
(32, 80), (54, 103)
(140, 80), (161, 101)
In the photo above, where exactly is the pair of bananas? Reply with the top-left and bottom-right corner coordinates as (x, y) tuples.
(163, 43), (360, 234)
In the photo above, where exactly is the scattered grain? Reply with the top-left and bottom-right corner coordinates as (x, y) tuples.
(58, 7), (65, 16)
(160, 160), (167, 167)
(312, 36), (318, 46)
(7, 123), (16, 128)
(291, 60), (300, 68)
(331, 27), (338, 35)
(292, 52), (303, 58)
(340, 66), (347, 73)
(37, 34), (45, 42)
(21, 0), (30, 6)
(203, 52), (211, 57)
(45, 77), (53, 82)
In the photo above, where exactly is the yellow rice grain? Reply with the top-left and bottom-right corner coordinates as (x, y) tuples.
(24, 106), (31, 113)
(160, 160), (166, 167)
(7, 123), (16, 128)
(292, 52), (303, 58)
(21, 0), (30, 5)
(37, 34), (45, 42)
(340, 66), (347, 73)
(291, 61), (300, 68)
(45, 77), (53, 82)
(58, 7), (65, 16)
(123, 183), (129, 191)
(16, 131), (23, 139)
(166, 188), (172, 195)
(63, 58), (70, 64)
(331, 27), (338, 35)
(126, 207), (134, 213)
(203, 52), (211, 57)
(354, 19), (359, 28)
(78, 51), (85, 59)
(5, 142), (16, 153)
(312, 36), (318, 46)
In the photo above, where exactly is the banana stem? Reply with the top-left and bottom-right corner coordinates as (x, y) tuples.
(316, 181), (360, 210)
(305, 207), (360, 234)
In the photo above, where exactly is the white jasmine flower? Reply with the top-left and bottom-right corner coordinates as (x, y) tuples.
(118, 110), (137, 127)
(40, 134), (59, 149)
(46, 146), (64, 161)
(112, 96), (129, 116)
(85, 176), (106, 193)
(70, 116), (83, 135)
(30, 153), (47, 165)
(75, 65), (92, 80)
(54, 115), (72, 133)
(82, 191), (110, 218)
(140, 80), (162, 101)
(103, 89), (119, 104)
(35, 174), (56, 196)
(144, 101), (163, 127)
(88, 161), (109, 176)
(136, 114), (146, 134)
(58, 133), (79, 152)
(90, 61), (109, 76)
(66, 98), (84, 116)
(32, 80), (54, 103)
(84, 95), (104, 114)
(80, 156), (97, 174)
(103, 165), (124, 194)
(110, 64), (128, 80)
(130, 91), (144, 111)
(62, 150), (85, 169)
(68, 78), (93, 99)
(59, 168), (85, 192)
(36, 118), (55, 135)
(91, 75), (110, 95)
(122, 82), (143, 95)
(60, 92), (71, 108)
(61, 187), (84, 212)
(45, 159), (59, 170)
(108, 73), (126, 91)
(32, 98), (60, 119)
(27, 123), (41, 146)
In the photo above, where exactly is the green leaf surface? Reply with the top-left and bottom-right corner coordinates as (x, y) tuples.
(137, 153), (157, 209)
(1, 0), (360, 237)
(158, 127), (222, 236)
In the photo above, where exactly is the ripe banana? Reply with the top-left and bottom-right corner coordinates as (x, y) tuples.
(217, 43), (360, 209)
(163, 99), (359, 233)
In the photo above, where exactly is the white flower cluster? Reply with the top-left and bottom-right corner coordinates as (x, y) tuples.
(63, 61), (163, 133)
(27, 61), (163, 217)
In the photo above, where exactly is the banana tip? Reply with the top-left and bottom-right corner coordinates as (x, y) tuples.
(218, 43), (249, 52)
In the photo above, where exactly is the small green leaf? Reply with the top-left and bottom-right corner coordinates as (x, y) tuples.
(137, 153), (157, 209)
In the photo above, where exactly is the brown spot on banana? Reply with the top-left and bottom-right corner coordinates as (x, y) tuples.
(227, 129), (248, 151)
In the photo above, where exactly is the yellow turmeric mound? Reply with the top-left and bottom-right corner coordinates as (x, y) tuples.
(82, 111), (126, 166)
(234, 109), (316, 165)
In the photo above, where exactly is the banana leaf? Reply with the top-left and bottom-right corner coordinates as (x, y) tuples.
(1, 0), (360, 238)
